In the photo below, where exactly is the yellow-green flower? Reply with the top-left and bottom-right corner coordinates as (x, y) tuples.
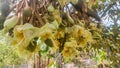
(13, 23), (40, 47)
(77, 30), (92, 46)
(62, 40), (78, 60)
(67, 25), (84, 38)
(53, 29), (65, 39)
(50, 39), (60, 53)
(78, 26), (84, 36)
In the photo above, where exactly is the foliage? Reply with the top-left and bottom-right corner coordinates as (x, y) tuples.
(0, 0), (120, 67)
(0, 31), (24, 67)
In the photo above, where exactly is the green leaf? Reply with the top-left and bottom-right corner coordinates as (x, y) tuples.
(44, 38), (53, 47)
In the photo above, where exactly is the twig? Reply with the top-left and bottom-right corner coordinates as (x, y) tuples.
(35, 11), (44, 26)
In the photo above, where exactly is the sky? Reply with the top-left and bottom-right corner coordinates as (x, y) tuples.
(100, 0), (120, 27)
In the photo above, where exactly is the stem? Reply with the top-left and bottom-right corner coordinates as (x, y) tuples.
(25, 0), (29, 7)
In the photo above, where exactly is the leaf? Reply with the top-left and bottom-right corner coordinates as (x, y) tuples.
(44, 38), (53, 47)
(47, 4), (55, 12)
(3, 16), (19, 33)
(93, 31), (102, 39)
(67, 11), (74, 24)
(51, 20), (59, 29)
(39, 45), (49, 56)
(26, 38), (38, 52)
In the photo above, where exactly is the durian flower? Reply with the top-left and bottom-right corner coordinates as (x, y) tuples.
(13, 25), (24, 43)
(83, 30), (93, 42)
(67, 25), (84, 38)
(5, 35), (17, 46)
(78, 26), (84, 36)
(40, 30), (53, 41)
(13, 23), (40, 47)
(53, 40), (60, 48)
(53, 29), (65, 39)
(12, 23), (42, 58)
(62, 40), (78, 60)
(10, 23), (60, 59)
(17, 44), (33, 59)
(77, 30), (92, 46)
(39, 22), (59, 41)
(51, 40), (60, 53)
